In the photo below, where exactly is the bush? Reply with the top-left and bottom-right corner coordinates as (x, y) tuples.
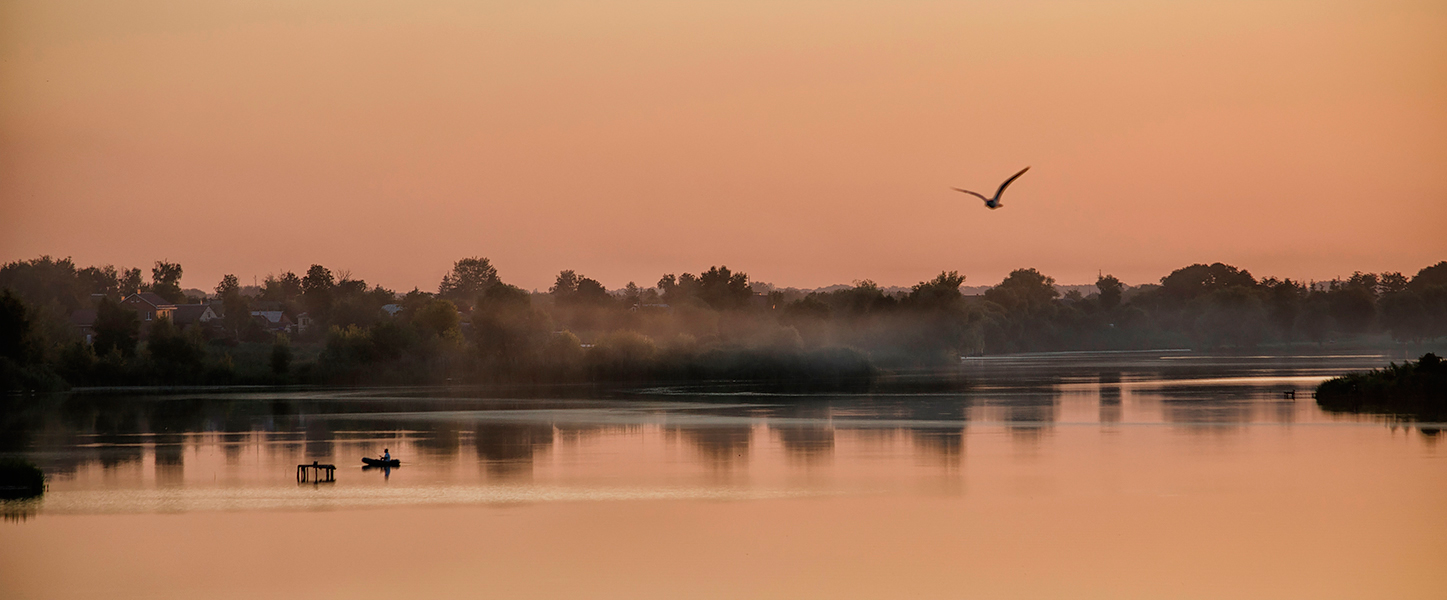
(0, 459), (45, 499)
(1316, 353), (1447, 421)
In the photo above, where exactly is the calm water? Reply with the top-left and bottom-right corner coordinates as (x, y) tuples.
(2, 350), (1444, 599)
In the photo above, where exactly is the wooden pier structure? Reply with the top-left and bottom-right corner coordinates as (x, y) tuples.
(297, 461), (336, 482)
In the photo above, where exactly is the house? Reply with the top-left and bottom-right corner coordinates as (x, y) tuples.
(70, 309), (98, 344)
(381, 304), (403, 317)
(122, 292), (176, 324)
(295, 312), (313, 333)
(250, 310), (295, 333)
(172, 304), (220, 329)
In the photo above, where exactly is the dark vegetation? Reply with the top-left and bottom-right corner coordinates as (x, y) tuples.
(2, 255), (1445, 392)
(0, 459), (45, 499)
(1316, 353), (1447, 422)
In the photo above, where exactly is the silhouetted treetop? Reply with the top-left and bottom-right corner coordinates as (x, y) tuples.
(439, 257), (500, 304)
(1410, 261), (1447, 291)
(149, 260), (185, 303)
(302, 264), (335, 313)
(908, 271), (966, 310)
(1096, 274), (1123, 311)
(984, 268), (1057, 313)
(551, 270), (612, 306)
(1159, 262), (1256, 300)
(659, 266), (751, 310)
(262, 271), (303, 303)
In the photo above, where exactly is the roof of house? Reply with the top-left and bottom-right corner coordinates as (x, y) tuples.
(124, 292), (177, 309)
(250, 310), (293, 325)
(172, 304), (216, 325)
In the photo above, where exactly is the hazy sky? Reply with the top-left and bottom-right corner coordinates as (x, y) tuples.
(2, 0), (1444, 292)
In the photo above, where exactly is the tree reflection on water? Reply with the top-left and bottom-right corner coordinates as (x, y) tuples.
(0, 351), (1424, 500)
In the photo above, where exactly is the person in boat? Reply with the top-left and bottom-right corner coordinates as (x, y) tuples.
(381, 448), (390, 462)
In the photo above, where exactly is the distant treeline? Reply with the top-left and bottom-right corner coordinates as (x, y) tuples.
(2, 256), (1445, 391)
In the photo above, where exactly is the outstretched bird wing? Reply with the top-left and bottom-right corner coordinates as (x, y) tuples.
(952, 188), (990, 202)
(994, 166), (1031, 197)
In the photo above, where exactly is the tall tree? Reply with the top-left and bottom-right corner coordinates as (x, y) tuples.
(216, 274), (250, 338)
(261, 272), (303, 304)
(984, 269), (1057, 314)
(150, 260), (185, 303)
(415, 299), (462, 337)
(0, 256), (85, 310)
(93, 296), (140, 357)
(302, 264), (335, 313)
(438, 257), (499, 305)
(550, 270), (581, 299)
(1159, 263), (1256, 301)
(551, 270), (612, 306)
(1409, 261), (1447, 291)
(119, 268), (143, 296)
(77, 265), (121, 297)
(214, 274), (240, 299)
(909, 271), (967, 310)
(146, 317), (205, 382)
(696, 266), (751, 310)
(0, 290), (39, 364)
(1378, 272), (1409, 295)
(1096, 274), (1124, 311)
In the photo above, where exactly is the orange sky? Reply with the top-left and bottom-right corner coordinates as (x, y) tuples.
(2, 0), (1444, 292)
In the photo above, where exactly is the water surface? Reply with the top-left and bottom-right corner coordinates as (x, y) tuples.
(2, 350), (1444, 599)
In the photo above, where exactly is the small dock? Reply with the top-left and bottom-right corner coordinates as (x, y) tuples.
(297, 461), (336, 482)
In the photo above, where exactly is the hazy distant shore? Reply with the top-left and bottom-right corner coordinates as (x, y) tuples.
(3, 256), (1445, 393)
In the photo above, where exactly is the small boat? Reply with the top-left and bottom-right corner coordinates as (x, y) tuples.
(362, 457), (400, 467)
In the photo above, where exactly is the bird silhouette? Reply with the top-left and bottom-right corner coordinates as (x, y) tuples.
(953, 166), (1030, 209)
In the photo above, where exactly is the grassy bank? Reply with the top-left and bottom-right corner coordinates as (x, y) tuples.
(1316, 353), (1447, 421)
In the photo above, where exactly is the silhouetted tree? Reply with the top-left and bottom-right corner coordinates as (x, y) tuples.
(696, 266), (752, 310)
(909, 271), (967, 310)
(1410, 261), (1447, 291)
(0, 291), (39, 364)
(1325, 283), (1376, 335)
(414, 299), (461, 337)
(216, 274), (250, 339)
(77, 265), (121, 298)
(984, 269), (1056, 314)
(1261, 277), (1306, 340)
(1378, 291), (1427, 342)
(302, 265), (335, 314)
(119, 268), (143, 296)
(0, 256), (86, 311)
(1378, 272), (1409, 294)
(149, 261), (185, 303)
(438, 257), (498, 307)
(1159, 262), (1256, 302)
(551, 270), (613, 306)
(261, 271), (303, 304)
(93, 296), (140, 357)
(1194, 286), (1268, 347)
(146, 317), (205, 381)
(1096, 274), (1123, 311)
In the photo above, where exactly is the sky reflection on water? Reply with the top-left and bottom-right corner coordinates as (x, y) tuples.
(3, 351), (1445, 600)
(2, 350), (1437, 517)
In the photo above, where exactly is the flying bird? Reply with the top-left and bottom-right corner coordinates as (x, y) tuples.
(953, 166), (1030, 209)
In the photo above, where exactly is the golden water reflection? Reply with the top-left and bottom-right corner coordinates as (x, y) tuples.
(2, 351), (1444, 599)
